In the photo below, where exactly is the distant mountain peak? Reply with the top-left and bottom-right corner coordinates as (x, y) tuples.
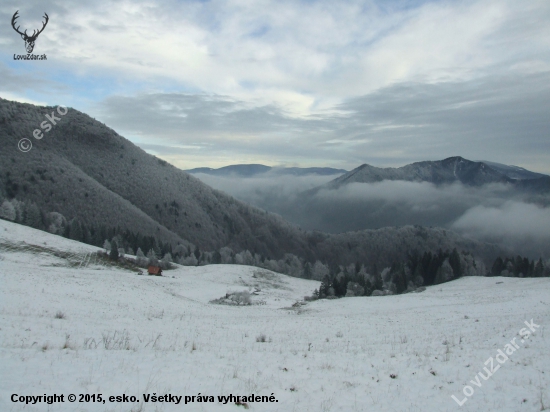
(323, 157), (542, 190)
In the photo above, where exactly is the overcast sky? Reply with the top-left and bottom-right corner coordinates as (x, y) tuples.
(1, 0), (549, 172)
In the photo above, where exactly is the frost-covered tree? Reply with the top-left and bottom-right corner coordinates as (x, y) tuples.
(10, 199), (24, 223)
(200, 251), (212, 265)
(434, 258), (453, 284)
(263, 259), (280, 272)
(147, 249), (158, 266)
(254, 253), (263, 267)
(0, 200), (16, 221)
(220, 247), (234, 264)
(284, 253), (303, 277)
(160, 253), (173, 269)
(180, 254), (198, 266)
(173, 244), (188, 258)
(103, 239), (111, 252)
(135, 248), (148, 266)
(46, 212), (67, 235)
(312, 261), (329, 280)
(346, 281), (364, 297)
(235, 250), (254, 266)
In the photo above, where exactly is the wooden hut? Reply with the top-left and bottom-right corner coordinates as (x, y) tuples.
(147, 265), (162, 276)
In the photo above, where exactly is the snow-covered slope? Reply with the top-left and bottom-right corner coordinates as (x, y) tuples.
(1, 220), (549, 411)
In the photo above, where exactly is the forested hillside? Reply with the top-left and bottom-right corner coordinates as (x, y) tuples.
(0, 98), (505, 281)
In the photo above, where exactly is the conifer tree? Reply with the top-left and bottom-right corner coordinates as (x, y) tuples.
(147, 249), (158, 266)
(534, 258), (544, 277)
(373, 264), (383, 291)
(491, 257), (504, 276)
(69, 218), (83, 241)
(303, 262), (313, 279)
(212, 250), (222, 264)
(449, 248), (462, 278)
(319, 275), (331, 298)
(23, 202), (43, 229)
(110, 240), (119, 260)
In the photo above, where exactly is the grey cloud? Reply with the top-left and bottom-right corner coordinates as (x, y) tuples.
(194, 172), (335, 205)
(452, 201), (550, 258)
(0, 63), (69, 95)
(93, 70), (550, 172)
(333, 71), (550, 167)
(96, 93), (303, 135)
(294, 181), (524, 234)
(192, 172), (550, 257)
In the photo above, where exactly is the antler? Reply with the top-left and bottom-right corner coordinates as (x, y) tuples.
(32, 13), (49, 39)
(11, 11), (25, 36)
(11, 11), (49, 39)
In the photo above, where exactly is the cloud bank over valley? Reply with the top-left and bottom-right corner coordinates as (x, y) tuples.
(193, 173), (550, 258)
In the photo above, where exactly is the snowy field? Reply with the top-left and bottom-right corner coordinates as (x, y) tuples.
(1, 219), (549, 412)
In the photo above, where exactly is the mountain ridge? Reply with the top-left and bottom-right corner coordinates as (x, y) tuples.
(186, 164), (347, 177)
(313, 156), (550, 194)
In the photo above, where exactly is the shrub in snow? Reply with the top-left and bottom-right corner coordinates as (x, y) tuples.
(55, 310), (66, 319)
(210, 290), (256, 306)
(231, 291), (251, 305)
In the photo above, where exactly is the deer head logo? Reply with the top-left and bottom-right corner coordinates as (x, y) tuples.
(11, 10), (49, 54)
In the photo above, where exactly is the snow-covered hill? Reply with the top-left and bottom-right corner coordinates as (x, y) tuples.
(1, 220), (549, 411)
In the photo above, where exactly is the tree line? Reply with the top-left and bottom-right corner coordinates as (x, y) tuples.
(490, 255), (549, 278)
(2, 196), (548, 299)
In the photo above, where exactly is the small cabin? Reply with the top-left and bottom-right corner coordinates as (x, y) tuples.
(147, 265), (162, 276)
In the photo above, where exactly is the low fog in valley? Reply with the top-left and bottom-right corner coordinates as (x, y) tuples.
(194, 172), (550, 258)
